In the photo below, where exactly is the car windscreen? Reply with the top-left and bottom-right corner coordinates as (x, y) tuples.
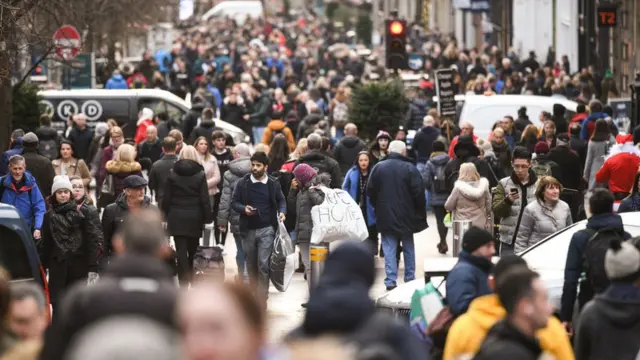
(0, 226), (34, 281)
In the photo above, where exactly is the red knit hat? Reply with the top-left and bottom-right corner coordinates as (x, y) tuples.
(293, 163), (318, 186)
(534, 141), (550, 154)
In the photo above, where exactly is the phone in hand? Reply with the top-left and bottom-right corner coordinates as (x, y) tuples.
(510, 188), (518, 195)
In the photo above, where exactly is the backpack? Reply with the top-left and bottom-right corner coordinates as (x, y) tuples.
(39, 140), (58, 160)
(531, 159), (553, 178)
(269, 128), (285, 143)
(193, 246), (225, 280)
(332, 101), (349, 128)
(432, 163), (448, 194)
(583, 228), (625, 293)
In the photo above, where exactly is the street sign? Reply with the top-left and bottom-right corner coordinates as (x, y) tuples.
(597, 6), (617, 27)
(434, 69), (457, 117)
(66, 53), (95, 89)
(53, 25), (81, 60)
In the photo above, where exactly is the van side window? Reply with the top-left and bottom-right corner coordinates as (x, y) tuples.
(138, 99), (185, 125)
(0, 226), (34, 281)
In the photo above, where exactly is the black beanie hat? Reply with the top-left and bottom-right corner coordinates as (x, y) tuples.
(463, 227), (494, 253)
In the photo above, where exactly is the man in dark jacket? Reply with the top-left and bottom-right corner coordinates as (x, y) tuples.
(412, 115), (440, 165)
(0, 129), (24, 176)
(548, 134), (582, 220)
(40, 208), (178, 360)
(444, 135), (497, 193)
(406, 90), (430, 131)
(20, 133), (55, 198)
(580, 100), (609, 140)
(296, 110), (323, 140)
(574, 237), (640, 360)
(148, 137), (178, 205)
(514, 107), (532, 133)
(473, 267), (552, 360)
(295, 134), (342, 189)
(551, 103), (569, 134)
(285, 241), (428, 360)
(67, 114), (94, 163)
(560, 189), (631, 331)
(368, 141), (427, 290)
(137, 125), (163, 167)
(332, 123), (365, 175)
(182, 99), (207, 142)
(569, 122), (587, 168)
(246, 84), (271, 145)
(446, 227), (495, 316)
(187, 107), (216, 145)
(35, 115), (61, 160)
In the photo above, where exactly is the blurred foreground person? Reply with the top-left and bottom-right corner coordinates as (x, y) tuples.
(178, 282), (265, 360)
(285, 241), (427, 360)
(0, 268), (18, 356)
(65, 316), (180, 360)
(9, 282), (47, 343)
(41, 208), (178, 360)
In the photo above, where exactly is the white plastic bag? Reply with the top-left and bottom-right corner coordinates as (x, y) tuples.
(269, 220), (295, 292)
(310, 187), (369, 244)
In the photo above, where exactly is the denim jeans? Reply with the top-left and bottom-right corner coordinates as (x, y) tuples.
(234, 232), (246, 277)
(381, 233), (415, 287)
(416, 162), (430, 211)
(243, 226), (275, 302)
(252, 126), (266, 145)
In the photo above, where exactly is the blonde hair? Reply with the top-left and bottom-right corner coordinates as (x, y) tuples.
(110, 126), (123, 137)
(193, 136), (212, 161)
(458, 163), (481, 182)
(290, 138), (308, 160)
(179, 145), (202, 164)
(254, 143), (269, 154)
(115, 144), (136, 162)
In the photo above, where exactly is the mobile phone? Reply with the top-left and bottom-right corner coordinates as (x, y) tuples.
(510, 188), (518, 195)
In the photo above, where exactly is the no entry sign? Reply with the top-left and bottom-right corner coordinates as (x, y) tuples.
(53, 25), (81, 61)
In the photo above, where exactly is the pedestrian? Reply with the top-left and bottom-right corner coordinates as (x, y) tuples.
(519, 124), (539, 154)
(267, 134), (291, 176)
(40, 175), (101, 315)
(574, 237), (640, 360)
(134, 108), (155, 144)
(281, 138), (308, 172)
(492, 147), (538, 256)
(0, 269), (18, 357)
(168, 129), (184, 154)
(584, 119), (614, 188)
(539, 120), (557, 148)
(412, 115), (441, 166)
(210, 131), (234, 246)
(96, 126), (125, 205)
(230, 151), (286, 306)
(101, 175), (156, 263)
(187, 107), (216, 146)
(569, 122), (587, 168)
(531, 141), (562, 179)
(295, 133), (342, 189)
(472, 267), (553, 360)
(0, 129), (24, 176)
(9, 282), (48, 344)
(194, 137), (221, 247)
(284, 241), (428, 360)
(421, 140), (450, 254)
(69, 176), (96, 211)
(595, 134), (640, 202)
(445, 163), (493, 231)
(34, 115), (61, 160)
(88, 122), (110, 174)
(368, 130), (391, 166)
(490, 128), (512, 177)
(368, 141), (427, 290)
(548, 133), (582, 191)
(560, 189), (631, 333)
(343, 152), (377, 255)
(618, 171), (640, 213)
(136, 125), (163, 166)
(217, 143), (252, 281)
(148, 136), (178, 205)
(98, 144), (142, 208)
(40, 208), (179, 360)
(178, 282), (266, 360)
(333, 123), (366, 176)
(551, 103), (569, 134)
(444, 255), (572, 360)
(67, 114), (94, 163)
(444, 135), (496, 192)
(261, 118), (296, 151)
(447, 122), (478, 159)
(477, 139), (501, 180)
(162, 145), (212, 288)
(580, 100), (609, 141)
(52, 140), (91, 190)
(246, 83), (271, 144)
(19, 132), (56, 199)
(0, 155), (46, 242)
(500, 115), (521, 150)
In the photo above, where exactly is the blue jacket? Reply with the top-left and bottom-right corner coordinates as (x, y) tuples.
(422, 152), (450, 206)
(559, 213), (631, 322)
(412, 126), (440, 163)
(342, 166), (376, 227)
(207, 84), (223, 109)
(580, 112), (608, 140)
(617, 195), (639, 213)
(446, 251), (493, 316)
(0, 172), (46, 230)
(105, 74), (128, 89)
(368, 153), (427, 235)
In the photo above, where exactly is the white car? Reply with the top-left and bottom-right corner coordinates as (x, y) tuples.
(376, 212), (640, 317)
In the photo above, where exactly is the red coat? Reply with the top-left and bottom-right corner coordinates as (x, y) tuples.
(134, 119), (154, 144)
(448, 134), (479, 158)
(595, 152), (640, 193)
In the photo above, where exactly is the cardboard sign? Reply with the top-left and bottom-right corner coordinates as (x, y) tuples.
(310, 188), (369, 244)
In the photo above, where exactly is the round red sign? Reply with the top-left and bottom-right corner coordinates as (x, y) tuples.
(53, 25), (81, 61)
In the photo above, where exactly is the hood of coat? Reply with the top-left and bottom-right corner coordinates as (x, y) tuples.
(227, 157), (251, 177)
(106, 160), (142, 174)
(173, 159), (204, 176)
(593, 284), (640, 328)
(303, 173), (332, 190)
(466, 294), (505, 331)
(104, 253), (174, 280)
(298, 150), (330, 164)
(454, 178), (489, 200)
(430, 152), (449, 166)
(199, 119), (216, 128)
(510, 168), (538, 186)
(339, 135), (363, 149)
(267, 120), (286, 131)
(606, 143), (640, 160)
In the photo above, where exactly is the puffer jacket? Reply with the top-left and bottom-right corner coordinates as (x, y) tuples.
(444, 178), (492, 231)
(201, 155), (221, 195)
(216, 157), (251, 234)
(492, 171), (539, 245)
(422, 152), (450, 206)
(104, 160), (142, 196)
(187, 119), (216, 146)
(406, 97), (430, 131)
(514, 199), (572, 253)
(287, 174), (330, 244)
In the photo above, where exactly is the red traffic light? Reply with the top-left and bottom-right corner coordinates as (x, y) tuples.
(389, 21), (404, 35)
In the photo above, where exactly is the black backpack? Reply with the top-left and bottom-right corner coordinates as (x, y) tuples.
(39, 139), (58, 160)
(432, 163), (448, 194)
(583, 228), (625, 293)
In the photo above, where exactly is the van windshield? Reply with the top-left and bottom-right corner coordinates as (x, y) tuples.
(0, 226), (34, 281)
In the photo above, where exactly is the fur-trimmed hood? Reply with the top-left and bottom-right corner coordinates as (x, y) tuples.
(606, 142), (640, 160)
(105, 160), (142, 174)
(454, 177), (489, 200)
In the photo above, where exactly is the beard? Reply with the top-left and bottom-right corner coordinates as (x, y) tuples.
(252, 170), (265, 179)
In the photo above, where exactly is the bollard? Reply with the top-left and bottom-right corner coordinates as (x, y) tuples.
(452, 220), (472, 257)
(309, 243), (330, 291)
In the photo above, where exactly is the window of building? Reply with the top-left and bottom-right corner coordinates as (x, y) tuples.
(622, 41), (630, 61)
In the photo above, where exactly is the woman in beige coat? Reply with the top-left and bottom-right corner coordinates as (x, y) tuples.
(194, 136), (221, 246)
(445, 163), (492, 231)
(51, 140), (92, 189)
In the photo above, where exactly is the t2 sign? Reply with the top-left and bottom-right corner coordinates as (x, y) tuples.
(597, 6), (617, 27)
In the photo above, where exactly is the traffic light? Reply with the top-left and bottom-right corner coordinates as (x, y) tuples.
(385, 19), (408, 70)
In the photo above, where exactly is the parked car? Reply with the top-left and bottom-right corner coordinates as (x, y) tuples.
(376, 211), (640, 319)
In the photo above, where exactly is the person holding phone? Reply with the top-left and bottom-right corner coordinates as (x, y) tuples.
(492, 146), (539, 256)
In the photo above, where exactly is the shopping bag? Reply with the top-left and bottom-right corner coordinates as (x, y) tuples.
(270, 220), (295, 292)
(443, 212), (452, 228)
(310, 187), (368, 244)
(409, 282), (445, 332)
(193, 245), (225, 281)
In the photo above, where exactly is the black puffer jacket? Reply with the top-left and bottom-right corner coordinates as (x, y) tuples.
(101, 194), (155, 255)
(187, 119), (216, 145)
(333, 135), (366, 175)
(295, 150), (343, 189)
(162, 159), (212, 238)
(21, 146), (55, 198)
(473, 320), (543, 360)
(182, 102), (206, 141)
(406, 97), (430, 131)
(216, 157), (251, 234)
(296, 113), (323, 140)
(287, 174), (330, 244)
(444, 135), (497, 192)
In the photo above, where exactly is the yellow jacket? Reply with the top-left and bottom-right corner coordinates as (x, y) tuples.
(443, 294), (574, 360)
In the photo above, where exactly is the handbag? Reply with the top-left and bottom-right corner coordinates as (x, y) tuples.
(101, 174), (115, 195)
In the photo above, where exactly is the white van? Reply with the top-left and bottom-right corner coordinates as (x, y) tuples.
(458, 94), (578, 139)
(202, 1), (263, 25)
